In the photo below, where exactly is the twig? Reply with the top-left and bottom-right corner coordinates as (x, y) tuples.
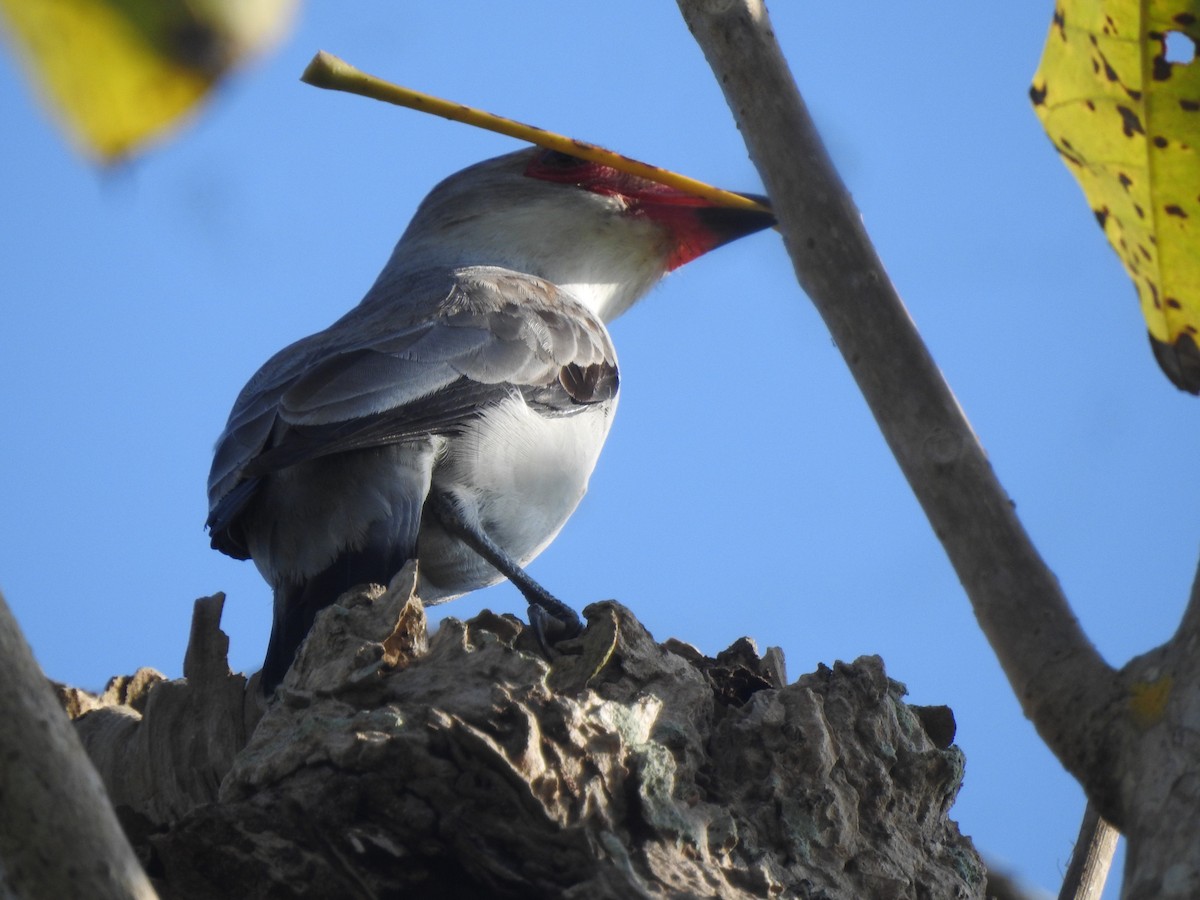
(1058, 803), (1120, 900)
(299, 50), (769, 214)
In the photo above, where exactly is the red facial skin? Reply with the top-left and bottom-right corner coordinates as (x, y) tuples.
(524, 151), (773, 271)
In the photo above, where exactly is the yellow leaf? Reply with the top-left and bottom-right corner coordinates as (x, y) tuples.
(0, 0), (296, 163)
(1031, 1), (1200, 392)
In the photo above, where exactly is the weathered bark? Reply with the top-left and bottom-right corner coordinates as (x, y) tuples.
(0, 592), (158, 900)
(674, 1), (1200, 896)
(62, 569), (984, 898)
(63, 594), (263, 836)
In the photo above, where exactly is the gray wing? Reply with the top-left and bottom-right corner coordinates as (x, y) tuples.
(207, 267), (618, 558)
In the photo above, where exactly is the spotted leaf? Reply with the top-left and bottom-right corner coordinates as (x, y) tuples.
(1031, 0), (1200, 391)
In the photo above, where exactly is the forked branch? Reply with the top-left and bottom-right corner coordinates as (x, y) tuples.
(675, 0), (1124, 817)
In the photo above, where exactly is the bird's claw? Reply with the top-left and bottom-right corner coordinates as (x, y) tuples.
(527, 601), (582, 656)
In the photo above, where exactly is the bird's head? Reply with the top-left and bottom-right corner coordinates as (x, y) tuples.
(382, 147), (774, 322)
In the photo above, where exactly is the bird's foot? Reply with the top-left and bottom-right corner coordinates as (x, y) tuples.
(527, 601), (583, 656)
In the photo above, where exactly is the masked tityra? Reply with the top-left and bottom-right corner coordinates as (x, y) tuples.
(207, 147), (774, 691)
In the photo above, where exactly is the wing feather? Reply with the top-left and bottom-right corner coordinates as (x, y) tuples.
(206, 266), (618, 547)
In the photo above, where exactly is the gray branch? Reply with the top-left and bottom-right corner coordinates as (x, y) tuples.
(676, 2), (1200, 895)
(674, 0), (1124, 812)
(0, 592), (158, 900)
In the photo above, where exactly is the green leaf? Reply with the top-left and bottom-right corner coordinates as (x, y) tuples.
(1031, 0), (1200, 392)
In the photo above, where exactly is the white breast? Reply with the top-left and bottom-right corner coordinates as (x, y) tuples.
(417, 394), (617, 601)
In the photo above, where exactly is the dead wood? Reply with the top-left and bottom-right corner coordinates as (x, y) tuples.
(61, 567), (985, 899)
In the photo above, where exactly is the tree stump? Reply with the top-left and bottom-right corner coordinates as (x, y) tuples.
(60, 564), (985, 899)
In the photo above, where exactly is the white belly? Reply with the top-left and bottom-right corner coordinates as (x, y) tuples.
(417, 395), (616, 601)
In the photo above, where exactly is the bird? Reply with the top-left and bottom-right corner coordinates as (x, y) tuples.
(206, 146), (774, 692)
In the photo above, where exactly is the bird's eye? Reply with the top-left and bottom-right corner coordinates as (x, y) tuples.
(537, 150), (585, 169)
(525, 149), (593, 184)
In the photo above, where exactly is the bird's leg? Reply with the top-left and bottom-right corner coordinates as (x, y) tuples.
(429, 490), (583, 645)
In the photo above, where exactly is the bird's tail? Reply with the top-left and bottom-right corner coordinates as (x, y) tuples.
(261, 520), (419, 693)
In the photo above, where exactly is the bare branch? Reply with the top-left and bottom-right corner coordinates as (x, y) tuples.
(675, 0), (1123, 811)
(0, 592), (158, 899)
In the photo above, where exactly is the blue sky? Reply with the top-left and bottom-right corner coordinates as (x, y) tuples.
(3, 4), (1195, 896)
